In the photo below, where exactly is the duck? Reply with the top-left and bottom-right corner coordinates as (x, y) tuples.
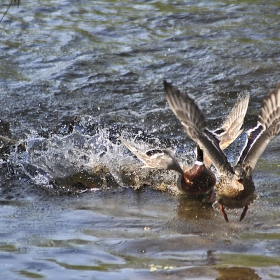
(164, 80), (280, 222)
(121, 138), (216, 197)
(120, 83), (249, 200)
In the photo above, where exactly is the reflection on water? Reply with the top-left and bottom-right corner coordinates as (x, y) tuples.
(1, 186), (280, 279)
(216, 267), (261, 280)
(177, 195), (215, 221)
(1, 0), (280, 279)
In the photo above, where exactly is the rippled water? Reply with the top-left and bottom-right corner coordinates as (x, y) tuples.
(1, 0), (280, 279)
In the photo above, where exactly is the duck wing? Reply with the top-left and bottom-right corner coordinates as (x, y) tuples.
(237, 83), (280, 171)
(203, 92), (250, 168)
(164, 80), (234, 176)
(120, 137), (184, 174)
(215, 92), (250, 150)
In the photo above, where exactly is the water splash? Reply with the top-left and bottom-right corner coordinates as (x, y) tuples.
(7, 116), (187, 195)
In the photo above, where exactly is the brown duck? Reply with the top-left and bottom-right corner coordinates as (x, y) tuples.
(164, 80), (280, 221)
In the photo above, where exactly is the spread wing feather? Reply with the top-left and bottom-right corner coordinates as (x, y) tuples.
(217, 93), (250, 150)
(238, 84), (280, 170)
(120, 136), (183, 174)
(164, 80), (234, 176)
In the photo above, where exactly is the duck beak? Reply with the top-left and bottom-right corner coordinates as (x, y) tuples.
(239, 204), (249, 222)
(220, 204), (229, 222)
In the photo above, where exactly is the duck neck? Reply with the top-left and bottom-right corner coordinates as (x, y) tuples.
(196, 145), (204, 162)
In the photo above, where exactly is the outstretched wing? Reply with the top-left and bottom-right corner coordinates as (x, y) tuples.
(164, 80), (234, 176)
(204, 92), (250, 168)
(120, 137), (184, 174)
(215, 92), (250, 150)
(237, 83), (280, 170)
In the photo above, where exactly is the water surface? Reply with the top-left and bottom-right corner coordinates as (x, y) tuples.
(0, 0), (280, 279)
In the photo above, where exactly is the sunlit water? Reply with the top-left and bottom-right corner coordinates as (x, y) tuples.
(0, 0), (280, 279)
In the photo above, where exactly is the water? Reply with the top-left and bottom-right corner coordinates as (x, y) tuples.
(0, 0), (280, 279)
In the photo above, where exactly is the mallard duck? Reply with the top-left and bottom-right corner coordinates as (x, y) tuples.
(121, 82), (249, 199)
(165, 80), (280, 221)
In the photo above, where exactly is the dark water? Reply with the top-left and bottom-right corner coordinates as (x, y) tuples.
(0, 0), (280, 279)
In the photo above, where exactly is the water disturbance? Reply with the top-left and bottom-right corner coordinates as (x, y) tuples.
(0, 0), (280, 279)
